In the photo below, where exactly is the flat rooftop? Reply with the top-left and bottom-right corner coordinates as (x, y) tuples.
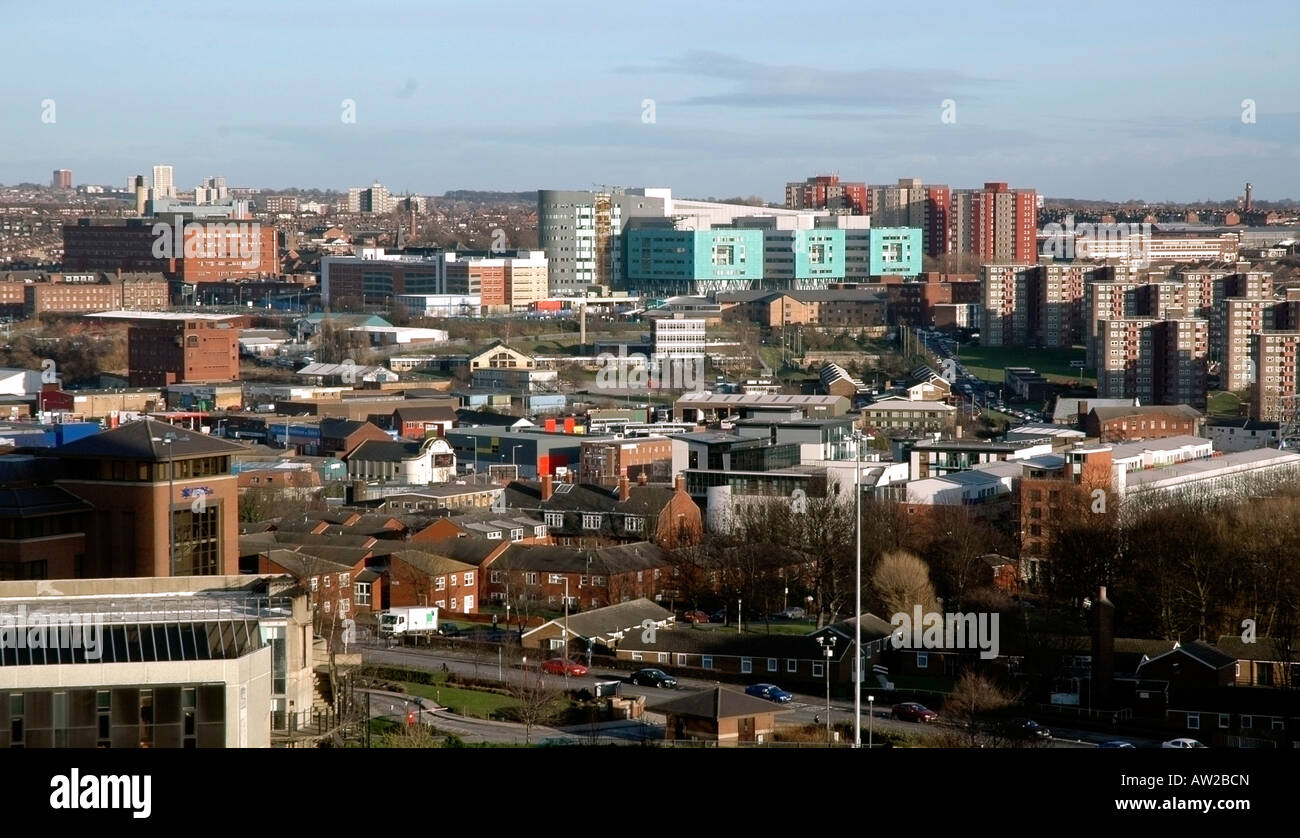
(85, 310), (242, 322)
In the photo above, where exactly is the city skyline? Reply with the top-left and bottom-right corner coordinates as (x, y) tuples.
(3, 0), (1298, 203)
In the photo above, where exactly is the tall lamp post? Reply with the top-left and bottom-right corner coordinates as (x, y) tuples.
(152, 432), (177, 576)
(867, 694), (875, 748)
(853, 430), (864, 747)
(563, 577), (570, 686)
(816, 635), (836, 743)
(511, 445), (523, 479)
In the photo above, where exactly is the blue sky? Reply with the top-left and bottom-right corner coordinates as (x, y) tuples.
(3, 0), (1297, 201)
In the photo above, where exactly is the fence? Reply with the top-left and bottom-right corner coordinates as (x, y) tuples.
(1031, 702), (1131, 724)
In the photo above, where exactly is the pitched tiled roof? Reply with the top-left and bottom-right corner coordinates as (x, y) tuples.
(649, 686), (794, 720)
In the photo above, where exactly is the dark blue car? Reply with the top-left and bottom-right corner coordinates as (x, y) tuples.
(745, 683), (793, 704)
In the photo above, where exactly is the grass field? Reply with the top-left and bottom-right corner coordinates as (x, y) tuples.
(1207, 391), (1244, 416)
(957, 345), (1093, 386)
(403, 680), (519, 719)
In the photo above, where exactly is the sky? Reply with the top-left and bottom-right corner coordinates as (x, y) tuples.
(3, 0), (1298, 202)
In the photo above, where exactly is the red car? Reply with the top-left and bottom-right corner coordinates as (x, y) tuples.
(541, 659), (589, 677)
(682, 610), (709, 624)
(891, 702), (938, 723)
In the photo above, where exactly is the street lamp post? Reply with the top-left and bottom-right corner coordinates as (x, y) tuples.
(563, 577), (570, 686)
(816, 635), (835, 743)
(511, 445), (523, 479)
(853, 431), (863, 747)
(868, 694), (875, 748)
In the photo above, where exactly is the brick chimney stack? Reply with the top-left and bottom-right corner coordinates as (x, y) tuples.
(618, 474), (630, 503)
(636, 471), (649, 486)
(1092, 585), (1115, 708)
(674, 473), (686, 493)
(541, 473), (553, 502)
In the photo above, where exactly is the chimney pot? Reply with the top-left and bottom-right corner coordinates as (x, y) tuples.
(618, 474), (630, 503)
(673, 473), (685, 493)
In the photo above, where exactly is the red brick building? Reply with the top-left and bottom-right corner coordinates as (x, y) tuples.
(1084, 405), (1202, 442)
(99, 312), (241, 386)
(62, 217), (278, 281)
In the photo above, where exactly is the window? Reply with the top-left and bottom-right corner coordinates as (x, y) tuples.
(812, 662), (824, 678)
(464, 572), (473, 586)
(676, 654), (687, 666)
(1271, 718), (1284, 731)
(741, 658), (752, 674)
(582, 514), (602, 530)
(525, 572), (538, 585)
(579, 575), (589, 587)
(631, 651), (643, 662)
(310, 577), (318, 591)
(355, 582), (371, 606)
(339, 598), (350, 613)
(339, 572), (349, 587)
(1187, 713), (1200, 730)
(1218, 714), (1230, 729)
(548, 573), (564, 584)
(917, 653), (929, 668)
(324, 575), (331, 588)
(1241, 715), (1253, 729)
(545, 512), (564, 528)
(491, 571), (504, 583)
(787, 659), (797, 673)
(767, 658), (777, 672)
(435, 576), (446, 591)
(435, 600), (445, 609)
(449, 574), (458, 588)
(592, 576), (606, 587)
(701, 656), (713, 670)
(450, 598), (458, 610)
(625, 515), (644, 532)
(323, 600), (331, 613)
(658, 653), (668, 663)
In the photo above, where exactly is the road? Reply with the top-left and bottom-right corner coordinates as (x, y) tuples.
(362, 642), (1115, 747)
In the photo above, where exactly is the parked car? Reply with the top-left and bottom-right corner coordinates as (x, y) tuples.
(1098, 739), (1136, 748)
(1001, 718), (1052, 739)
(745, 684), (793, 704)
(891, 702), (938, 723)
(1161, 738), (1207, 749)
(778, 607), (806, 620)
(540, 659), (588, 677)
(629, 668), (678, 689)
(436, 624), (462, 637)
(682, 610), (709, 624)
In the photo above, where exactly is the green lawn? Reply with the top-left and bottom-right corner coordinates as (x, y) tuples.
(957, 345), (1093, 386)
(742, 620), (818, 636)
(403, 680), (519, 719)
(1207, 391), (1243, 416)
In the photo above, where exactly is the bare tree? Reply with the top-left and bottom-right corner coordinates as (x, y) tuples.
(872, 550), (939, 617)
(941, 670), (1016, 748)
(504, 659), (564, 745)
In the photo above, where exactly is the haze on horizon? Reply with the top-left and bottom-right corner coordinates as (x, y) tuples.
(3, 0), (1298, 204)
